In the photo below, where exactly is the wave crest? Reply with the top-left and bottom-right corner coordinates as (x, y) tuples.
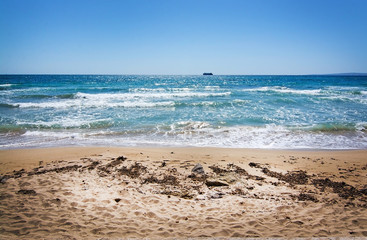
(15, 100), (175, 109)
(243, 86), (322, 95)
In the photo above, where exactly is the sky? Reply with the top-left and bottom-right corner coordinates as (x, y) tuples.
(0, 0), (366, 75)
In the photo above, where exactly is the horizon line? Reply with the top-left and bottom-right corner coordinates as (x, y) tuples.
(1, 72), (367, 76)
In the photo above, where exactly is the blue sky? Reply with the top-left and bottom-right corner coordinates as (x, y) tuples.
(0, 0), (366, 75)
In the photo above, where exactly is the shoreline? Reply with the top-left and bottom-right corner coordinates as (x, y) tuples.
(1, 146), (366, 238)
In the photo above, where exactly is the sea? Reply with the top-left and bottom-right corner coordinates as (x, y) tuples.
(1, 75), (367, 149)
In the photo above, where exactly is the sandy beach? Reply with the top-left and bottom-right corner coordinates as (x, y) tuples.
(0, 147), (367, 239)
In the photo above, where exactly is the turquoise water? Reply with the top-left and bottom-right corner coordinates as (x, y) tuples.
(1, 75), (367, 149)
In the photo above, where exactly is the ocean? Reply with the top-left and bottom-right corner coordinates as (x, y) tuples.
(1, 75), (367, 149)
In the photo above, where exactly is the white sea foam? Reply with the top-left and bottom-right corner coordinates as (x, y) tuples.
(175, 121), (211, 130)
(0, 84), (13, 87)
(3, 123), (367, 149)
(189, 101), (216, 107)
(356, 122), (367, 131)
(9, 87), (52, 92)
(23, 131), (80, 138)
(9, 89), (232, 109)
(15, 100), (175, 109)
(76, 91), (231, 100)
(131, 88), (167, 93)
(319, 95), (367, 104)
(243, 86), (322, 95)
(132, 87), (195, 93)
(16, 118), (112, 128)
(204, 86), (221, 90)
(159, 124), (367, 149)
(154, 123), (366, 149)
(233, 99), (249, 103)
(154, 82), (168, 86)
(326, 86), (361, 91)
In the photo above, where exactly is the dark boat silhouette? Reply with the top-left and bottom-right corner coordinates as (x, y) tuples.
(203, 73), (213, 75)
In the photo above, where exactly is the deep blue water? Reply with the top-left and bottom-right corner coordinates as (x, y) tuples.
(1, 75), (367, 149)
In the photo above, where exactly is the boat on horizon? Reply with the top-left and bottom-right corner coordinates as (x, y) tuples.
(203, 72), (213, 75)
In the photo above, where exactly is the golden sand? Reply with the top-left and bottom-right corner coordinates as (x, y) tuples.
(0, 147), (367, 239)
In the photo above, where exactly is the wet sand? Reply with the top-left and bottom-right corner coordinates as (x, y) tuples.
(0, 147), (367, 239)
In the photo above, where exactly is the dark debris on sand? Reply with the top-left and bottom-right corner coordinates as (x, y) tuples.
(3, 153), (367, 204)
(247, 161), (367, 202)
(28, 165), (83, 176)
(262, 168), (309, 185)
(87, 161), (100, 170)
(143, 175), (179, 186)
(209, 164), (264, 181)
(249, 162), (309, 185)
(293, 193), (319, 202)
(312, 178), (367, 199)
(117, 162), (147, 179)
(17, 189), (37, 195)
(1, 169), (27, 184)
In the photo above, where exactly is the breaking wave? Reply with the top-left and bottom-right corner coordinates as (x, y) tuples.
(243, 86), (322, 95)
(13, 100), (175, 109)
(4, 122), (367, 149)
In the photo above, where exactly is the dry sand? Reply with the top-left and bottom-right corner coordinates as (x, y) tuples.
(0, 147), (367, 239)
